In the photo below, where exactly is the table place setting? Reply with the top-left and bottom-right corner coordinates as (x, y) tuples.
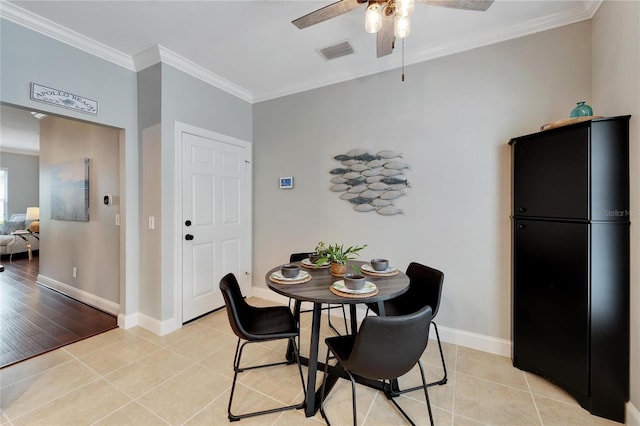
(269, 264), (312, 284)
(300, 258), (330, 269)
(361, 258), (399, 276)
(330, 280), (378, 298)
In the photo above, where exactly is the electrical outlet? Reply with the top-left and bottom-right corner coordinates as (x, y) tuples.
(72, 267), (77, 278)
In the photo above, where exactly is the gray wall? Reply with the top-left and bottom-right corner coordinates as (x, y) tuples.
(0, 152), (39, 218)
(39, 116), (120, 303)
(253, 21), (592, 340)
(138, 63), (253, 323)
(592, 0), (640, 413)
(1, 18), (139, 316)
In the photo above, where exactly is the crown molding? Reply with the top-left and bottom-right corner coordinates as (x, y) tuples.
(133, 45), (253, 103)
(1, 2), (253, 102)
(0, 2), (135, 70)
(2, 1), (602, 104)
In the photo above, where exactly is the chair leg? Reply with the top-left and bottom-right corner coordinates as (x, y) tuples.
(386, 360), (434, 426)
(418, 360), (435, 426)
(429, 321), (447, 386)
(319, 349), (332, 425)
(326, 304), (349, 336)
(227, 337), (306, 421)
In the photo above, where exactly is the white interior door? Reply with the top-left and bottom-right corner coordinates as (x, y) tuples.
(181, 129), (251, 323)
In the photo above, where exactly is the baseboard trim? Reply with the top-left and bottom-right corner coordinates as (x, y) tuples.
(251, 287), (513, 357)
(628, 401), (640, 426)
(37, 274), (119, 316)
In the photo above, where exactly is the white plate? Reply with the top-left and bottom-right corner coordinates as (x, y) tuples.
(332, 280), (377, 294)
(361, 263), (396, 274)
(271, 270), (310, 281)
(301, 258), (330, 268)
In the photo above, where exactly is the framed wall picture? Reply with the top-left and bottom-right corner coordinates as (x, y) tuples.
(279, 177), (293, 189)
(51, 158), (90, 221)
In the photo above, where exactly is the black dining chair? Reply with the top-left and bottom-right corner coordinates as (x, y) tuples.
(219, 273), (306, 421)
(289, 252), (348, 335)
(365, 262), (446, 389)
(320, 305), (435, 426)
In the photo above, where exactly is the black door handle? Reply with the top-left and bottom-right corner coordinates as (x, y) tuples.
(517, 207), (527, 213)
(185, 234), (194, 241)
(517, 224), (526, 230)
(185, 220), (192, 227)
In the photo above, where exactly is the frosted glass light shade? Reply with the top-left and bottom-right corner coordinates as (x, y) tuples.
(396, 0), (414, 17)
(394, 15), (411, 38)
(26, 207), (40, 221)
(365, 4), (382, 33)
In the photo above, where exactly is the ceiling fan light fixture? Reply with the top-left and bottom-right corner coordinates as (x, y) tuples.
(394, 14), (411, 38)
(395, 0), (414, 17)
(365, 3), (383, 33)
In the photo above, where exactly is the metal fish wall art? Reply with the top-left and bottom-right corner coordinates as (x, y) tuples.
(330, 149), (410, 215)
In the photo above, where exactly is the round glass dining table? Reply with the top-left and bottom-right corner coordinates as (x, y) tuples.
(266, 260), (410, 417)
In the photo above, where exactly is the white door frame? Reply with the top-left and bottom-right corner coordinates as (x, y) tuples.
(174, 121), (252, 329)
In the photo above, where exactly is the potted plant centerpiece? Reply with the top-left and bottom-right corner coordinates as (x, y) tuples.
(315, 242), (367, 277)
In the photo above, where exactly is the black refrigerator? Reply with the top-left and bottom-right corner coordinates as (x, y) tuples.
(510, 116), (630, 423)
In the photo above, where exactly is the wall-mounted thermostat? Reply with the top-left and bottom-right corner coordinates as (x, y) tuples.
(103, 194), (113, 205)
(279, 177), (293, 189)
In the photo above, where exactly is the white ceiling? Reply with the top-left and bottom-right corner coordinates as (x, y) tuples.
(2, 1), (600, 103)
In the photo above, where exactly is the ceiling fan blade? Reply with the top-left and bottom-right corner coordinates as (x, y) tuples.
(292, 0), (365, 29)
(419, 0), (494, 12)
(376, 11), (395, 58)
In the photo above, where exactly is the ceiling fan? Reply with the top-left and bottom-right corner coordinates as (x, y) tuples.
(292, 0), (494, 58)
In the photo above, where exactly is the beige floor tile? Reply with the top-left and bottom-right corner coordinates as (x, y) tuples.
(62, 327), (131, 357)
(456, 346), (528, 391)
(534, 395), (621, 426)
(365, 391), (452, 426)
(166, 326), (237, 362)
(274, 407), (326, 425)
(453, 414), (490, 425)
(79, 335), (161, 376)
(454, 373), (540, 425)
(105, 348), (194, 398)
(190, 384), (302, 425)
(1, 359), (100, 420)
(524, 371), (579, 406)
(320, 377), (378, 425)
(198, 339), (242, 378)
(11, 379), (129, 426)
(126, 322), (209, 348)
(0, 349), (73, 388)
(398, 367), (456, 412)
(93, 401), (165, 426)
(422, 336), (456, 374)
(238, 350), (307, 406)
(137, 363), (231, 425)
(194, 308), (235, 333)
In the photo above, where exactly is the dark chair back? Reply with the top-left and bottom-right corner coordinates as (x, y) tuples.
(400, 262), (444, 317)
(289, 252), (312, 263)
(343, 305), (432, 380)
(219, 273), (253, 340)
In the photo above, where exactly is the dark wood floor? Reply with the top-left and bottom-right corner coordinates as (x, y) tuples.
(0, 254), (118, 368)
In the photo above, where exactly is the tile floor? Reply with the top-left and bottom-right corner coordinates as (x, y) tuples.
(0, 297), (624, 425)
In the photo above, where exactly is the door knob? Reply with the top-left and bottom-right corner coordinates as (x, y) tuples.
(185, 220), (192, 226)
(517, 207), (527, 213)
(517, 224), (526, 230)
(185, 234), (194, 241)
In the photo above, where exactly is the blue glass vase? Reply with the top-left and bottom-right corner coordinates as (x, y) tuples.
(570, 101), (593, 118)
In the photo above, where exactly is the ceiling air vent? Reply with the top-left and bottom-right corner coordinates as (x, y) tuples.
(318, 41), (354, 61)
